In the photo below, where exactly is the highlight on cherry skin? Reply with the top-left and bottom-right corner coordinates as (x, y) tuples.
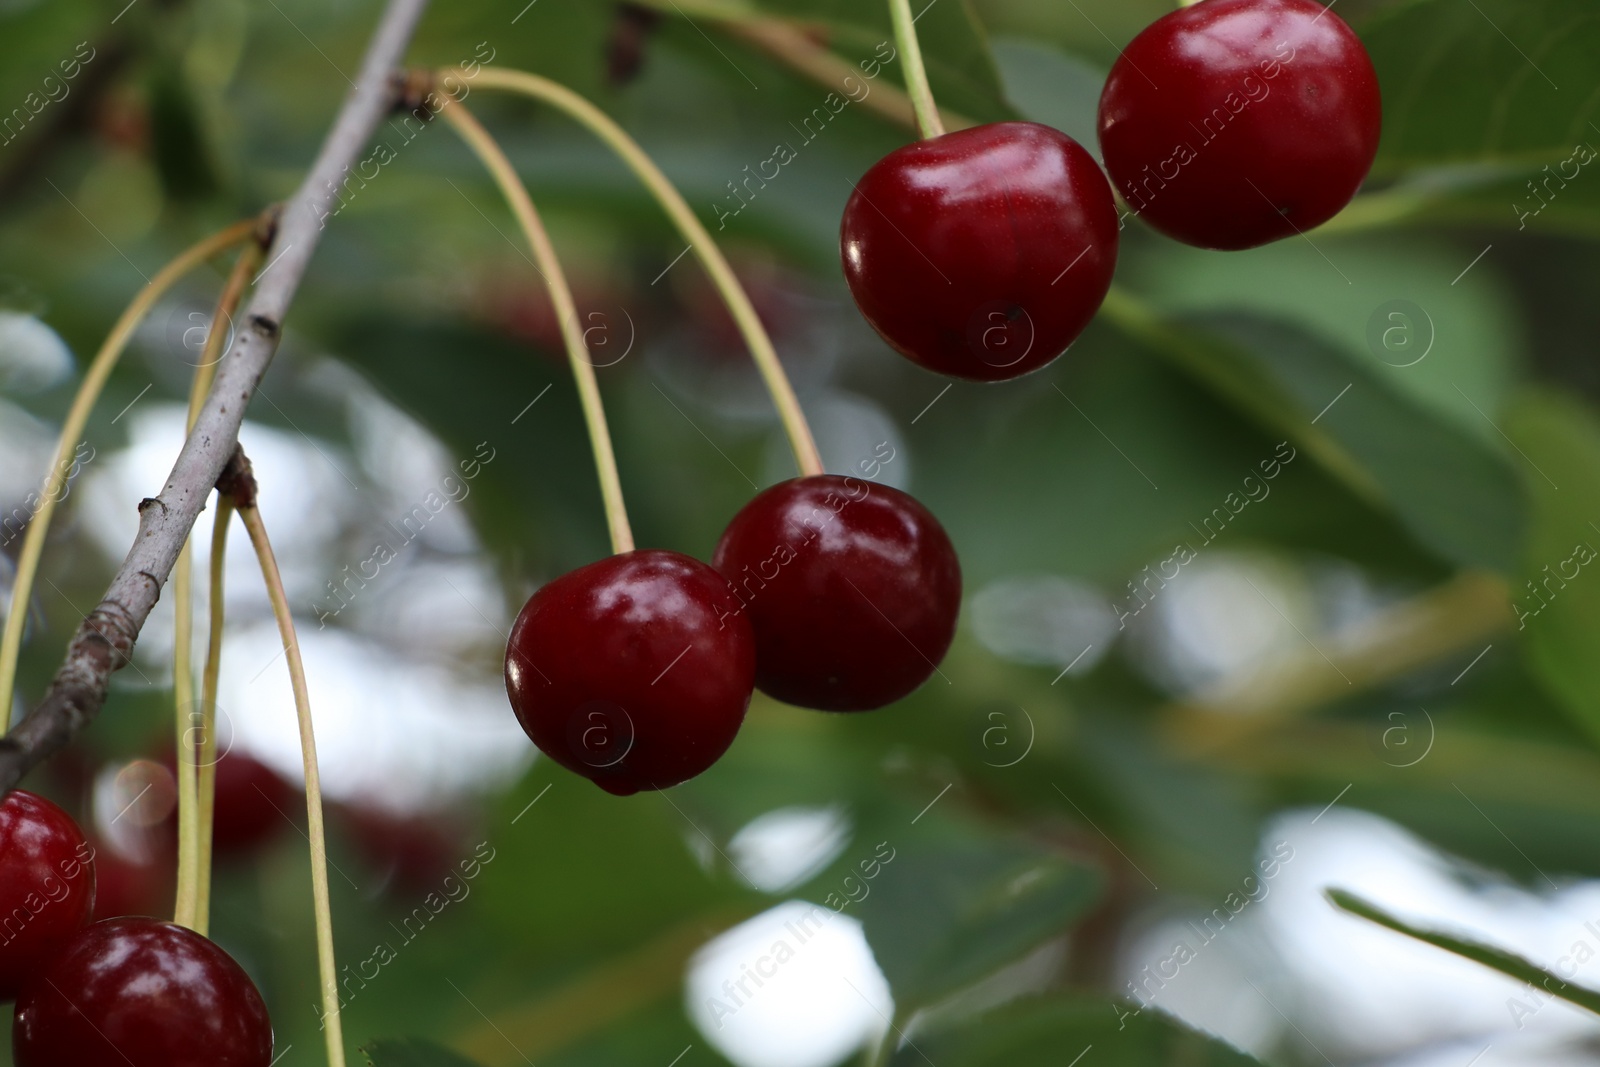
(713, 474), (962, 712)
(13, 916), (274, 1067)
(1097, 0), (1382, 250)
(0, 789), (96, 1002)
(504, 548), (757, 795)
(840, 120), (1120, 382)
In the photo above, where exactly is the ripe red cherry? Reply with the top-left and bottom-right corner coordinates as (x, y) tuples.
(208, 752), (294, 856)
(504, 550), (756, 795)
(13, 917), (273, 1065)
(713, 476), (961, 711)
(1097, 0), (1382, 250)
(161, 750), (293, 859)
(840, 121), (1119, 381)
(0, 790), (95, 1001)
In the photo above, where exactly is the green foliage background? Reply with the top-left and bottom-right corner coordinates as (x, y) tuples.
(2, 0), (1599, 1064)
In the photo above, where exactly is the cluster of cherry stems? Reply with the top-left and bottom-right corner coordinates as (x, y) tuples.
(0, 0), (1380, 1063)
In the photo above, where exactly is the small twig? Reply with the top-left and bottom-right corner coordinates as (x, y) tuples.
(173, 237), (265, 933)
(0, 218), (258, 725)
(0, 0), (431, 795)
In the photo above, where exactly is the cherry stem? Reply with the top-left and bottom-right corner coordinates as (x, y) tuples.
(441, 100), (636, 554)
(464, 67), (825, 479)
(0, 219), (257, 728)
(173, 236), (265, 935)
(888, 0), (945, 139)
(238, 491), (346, 1067)
(194, 493), (232, 937)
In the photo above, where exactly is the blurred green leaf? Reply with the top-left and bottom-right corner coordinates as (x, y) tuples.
(730, 0), (1015, 122)
(1103, 292), (1525, 572)
(148, 64), (219, 201)
(887, 992), (1268, 1066)
(1362, 0), (1600, 174)
(853, 803), (1102, 1011)
(990, 35), (1105, 149)
(474, 765), (757, 962)
(362, 1038), (489, 1067)
(1505, 389), (1600, 746)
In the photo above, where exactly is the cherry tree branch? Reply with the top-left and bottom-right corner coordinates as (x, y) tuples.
(0, 0), (432, 793)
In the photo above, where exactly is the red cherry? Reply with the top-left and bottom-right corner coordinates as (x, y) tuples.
(840, 121), (1119, 381)
(159, 750), (294, 859)
(504, 550), (756, 795)
(0, 791), (95, 1001)
(88, 845), (172, 924)
(13, 917), (273, 1066)
(713, 476), (961, 711)
(209, 752), (294, 857)
(339, 804), (474, 893)
(1097, 0), (1382, 250)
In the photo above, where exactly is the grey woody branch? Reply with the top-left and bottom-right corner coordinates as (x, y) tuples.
(0, 0), (432, 792)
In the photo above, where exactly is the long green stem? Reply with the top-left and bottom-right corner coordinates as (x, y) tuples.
(194, 495), (231, 937)
(887, 0), (944, 139)
(441, 100), (635, 553)
(0, 220), (256, 727)
(463, 67), (825, 478)
(174, 239), (263, 933)
(239, 499), (345, 1067)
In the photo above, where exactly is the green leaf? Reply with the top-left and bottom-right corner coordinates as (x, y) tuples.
(474, 767), (757, 961)
(853, 803), (1103, 1010)
(362, 1038), (489, 1067)
(1362, 0), (1600, 173)
(1504, 390), (1600, 745)
(1327, 888), (1600, 1017)
(888, 992), (1268, 1066)
(734, 0), (1014, 123)
(1101, 290), (1526, 572)
(148, 65), (220, 201)
(990, 36), (1105, 150)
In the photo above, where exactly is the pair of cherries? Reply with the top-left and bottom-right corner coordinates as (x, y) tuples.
(0, 789), (274, 1065)
(505, 475), (962, 794)
(842, 0), (1383, 380)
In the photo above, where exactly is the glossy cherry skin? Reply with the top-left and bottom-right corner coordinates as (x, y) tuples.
(505, 550), (757, 795)
(1098, 0), (1382, 250)
(714, 476), (961, 711)
(0, 791), (96, 1001)
(841, 121), (1119, 381)
(13, 917), (273, 1066)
